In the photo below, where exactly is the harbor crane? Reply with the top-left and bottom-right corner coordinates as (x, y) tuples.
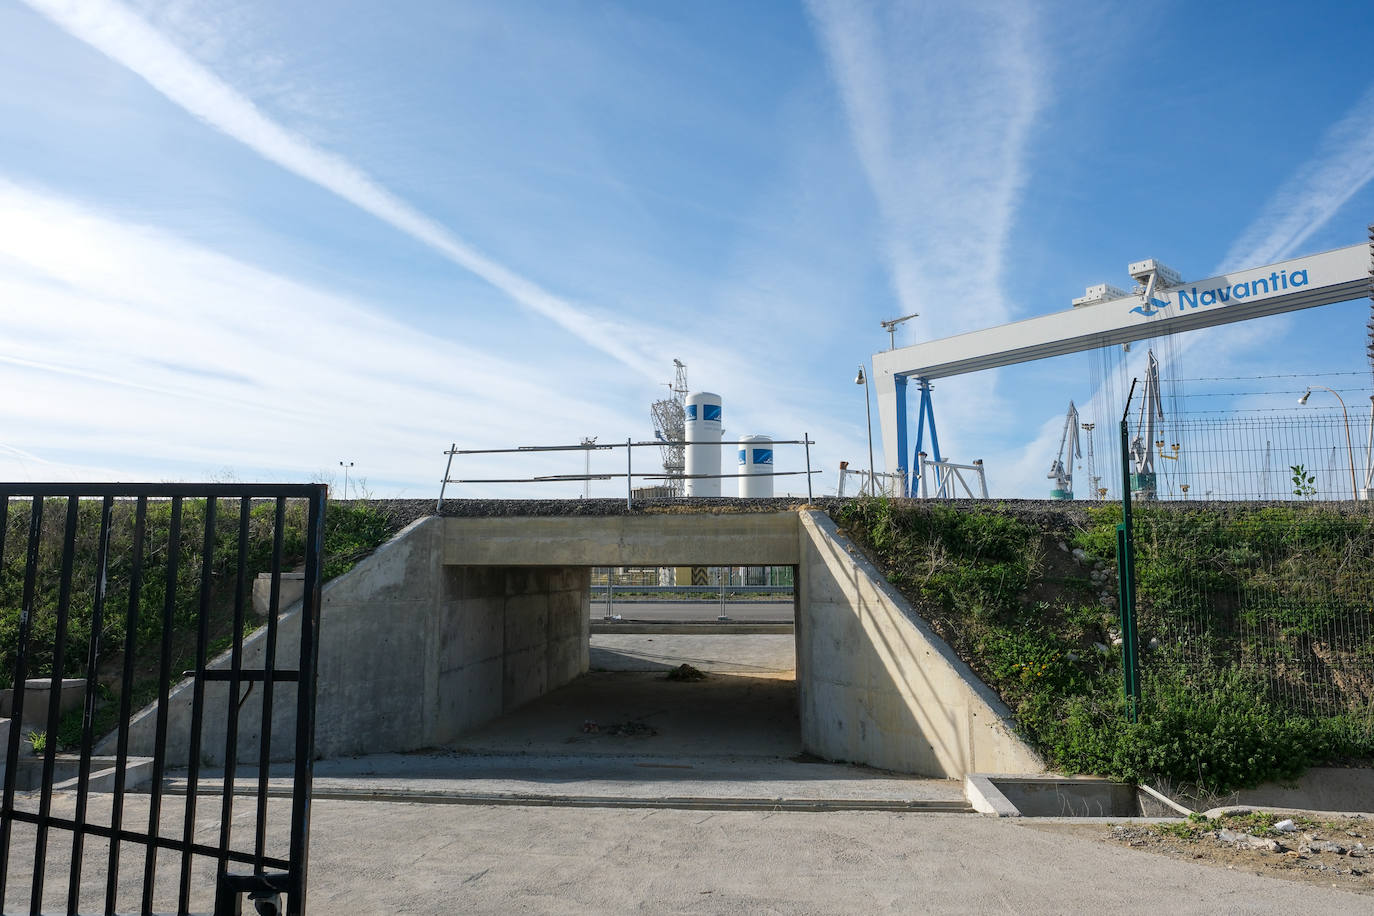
(872, 239), (1372, 497)
(1048, 401), (1081, 500)
(1127, 351), (1164, 500)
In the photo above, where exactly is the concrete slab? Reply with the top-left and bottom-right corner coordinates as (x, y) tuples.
(167, 753), (968, 811)
(8, 795), (1373, 914)
(589, 633), (795, 677)
(450, 671), (800, 759)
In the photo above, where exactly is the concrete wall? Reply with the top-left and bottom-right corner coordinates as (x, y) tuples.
(796, 510), (1043, 779)
(98, 517), (589, 766)
(443, 513), (799, 566)
(98, 506), (1041, 778)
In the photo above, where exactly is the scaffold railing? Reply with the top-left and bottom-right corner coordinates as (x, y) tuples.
(436, 436), (819, 510)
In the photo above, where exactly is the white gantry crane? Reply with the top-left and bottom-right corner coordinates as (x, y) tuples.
(1048, 401), (1081, 500)
(872, 240), (1372, 497)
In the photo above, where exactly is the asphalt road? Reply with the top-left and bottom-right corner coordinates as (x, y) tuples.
(590, 598), (793, 623)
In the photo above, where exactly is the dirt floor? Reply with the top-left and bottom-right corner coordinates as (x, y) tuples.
(1024, 810), (1374, 895)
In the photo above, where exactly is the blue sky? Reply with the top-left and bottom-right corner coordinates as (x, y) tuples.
(1, 0), (1372, 499)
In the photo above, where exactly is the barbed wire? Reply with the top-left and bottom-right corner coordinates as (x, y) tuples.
(1172, 370), (1365, 382)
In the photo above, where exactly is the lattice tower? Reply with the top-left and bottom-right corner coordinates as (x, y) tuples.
(650, 359), (689, 496)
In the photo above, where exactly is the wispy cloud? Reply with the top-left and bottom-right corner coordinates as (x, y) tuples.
(22, 0), (666, 380)
(803, 0), (1047, 341)
(0, 178), (639, 489)
(1219, 84), (1374, 272)
(0, 179), (859, 494)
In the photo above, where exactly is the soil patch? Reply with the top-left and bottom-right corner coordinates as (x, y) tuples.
(1024, 811), (1374, 895)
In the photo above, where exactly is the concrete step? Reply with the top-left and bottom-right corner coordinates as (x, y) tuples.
(161, 752), (975, 813)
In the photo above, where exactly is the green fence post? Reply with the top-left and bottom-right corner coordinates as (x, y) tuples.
(1118, 384), (1142, 723)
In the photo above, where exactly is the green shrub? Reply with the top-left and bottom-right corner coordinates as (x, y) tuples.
(833, 496), (1374, 794)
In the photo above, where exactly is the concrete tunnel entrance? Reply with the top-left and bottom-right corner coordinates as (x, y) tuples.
(449, 563), (803, 761)
(107, 507), (1043, 783)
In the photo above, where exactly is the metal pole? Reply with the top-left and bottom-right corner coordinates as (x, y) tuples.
(1118, 379), (1141, 723)
(804, 432), (812, 501)
(582, 437), (596, 499)
(626, 438), (633, 509)
(436, 444), (456, 512)
(1364, 395), (1374, 495)
(865, 379), (876, 494)
(718, 568), (728, 621)
(1302, 385), (1358, 500)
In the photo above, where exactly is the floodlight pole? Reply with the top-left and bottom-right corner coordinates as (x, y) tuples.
(1300, 385), (1358, 501)
(856, 366), (876, 495)
(338, 461), (353, 500)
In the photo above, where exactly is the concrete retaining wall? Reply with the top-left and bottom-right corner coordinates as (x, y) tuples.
(443, 513), (799, 566)
(796, 510), (1043, 778)
(99, 506), (1039, 778)
(98, 517), (589, 765)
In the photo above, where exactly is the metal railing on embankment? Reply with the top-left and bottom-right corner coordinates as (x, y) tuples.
(436, 435), (819, 510)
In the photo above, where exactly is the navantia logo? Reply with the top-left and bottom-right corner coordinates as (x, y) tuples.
(1130, 296), (1168, 318)
(1128, 269), (1311, 318)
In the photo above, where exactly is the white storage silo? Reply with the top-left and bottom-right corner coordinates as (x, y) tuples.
(738, 435), (774, 498)
(684, 392), (722, 497)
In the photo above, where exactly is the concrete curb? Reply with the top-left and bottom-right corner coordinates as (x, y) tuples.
(590, 623), (793, 635)
(163, 783), (973, 813)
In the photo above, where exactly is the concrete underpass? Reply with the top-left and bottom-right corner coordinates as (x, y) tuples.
(107, 505), (1044, 807)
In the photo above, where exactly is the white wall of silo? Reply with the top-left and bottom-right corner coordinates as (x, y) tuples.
(684, 392), (722, 497)
(738, 435), (774, 498)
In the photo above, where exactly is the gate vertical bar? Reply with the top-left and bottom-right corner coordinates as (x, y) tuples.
(32, 496), (80, 914)
(254, 498), (286, 871)
(1118, 380), (1142, 723)
(178, 497), (219, 915)
(107, 497), (148, 915)
(217, 498), (252, 886)
(69, 495), (114, 914)
(144, 496), (184, 916)
(0, 494), (37, 909)
(287, 487), (326, 915)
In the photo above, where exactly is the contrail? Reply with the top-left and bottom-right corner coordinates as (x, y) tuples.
(22, 0), (663, 379)
(804, 0), (1045, 340)
(1219, 84), (1374, 272)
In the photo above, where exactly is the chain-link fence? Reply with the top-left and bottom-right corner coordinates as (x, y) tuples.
(1127, 505), (1374, 722)
(1132, 404), (1372, 502)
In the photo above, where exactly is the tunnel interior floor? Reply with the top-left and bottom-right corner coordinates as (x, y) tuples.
(453, 670), (800, 759)
(175, 634), (965, 807)
(452, 633), (799, 758)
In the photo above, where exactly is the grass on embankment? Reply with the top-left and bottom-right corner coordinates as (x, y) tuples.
(830, 498), (1374, 795)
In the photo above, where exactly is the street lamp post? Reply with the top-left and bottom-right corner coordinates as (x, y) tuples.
(339, 460), (353, 500)
(1299, 386), (1357, 501)
(855, 366), (876, 496)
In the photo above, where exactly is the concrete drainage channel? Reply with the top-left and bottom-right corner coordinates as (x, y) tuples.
(965, 775), (1191, 819)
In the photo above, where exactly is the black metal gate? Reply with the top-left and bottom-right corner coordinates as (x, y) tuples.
(0, 484), (325, 915)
